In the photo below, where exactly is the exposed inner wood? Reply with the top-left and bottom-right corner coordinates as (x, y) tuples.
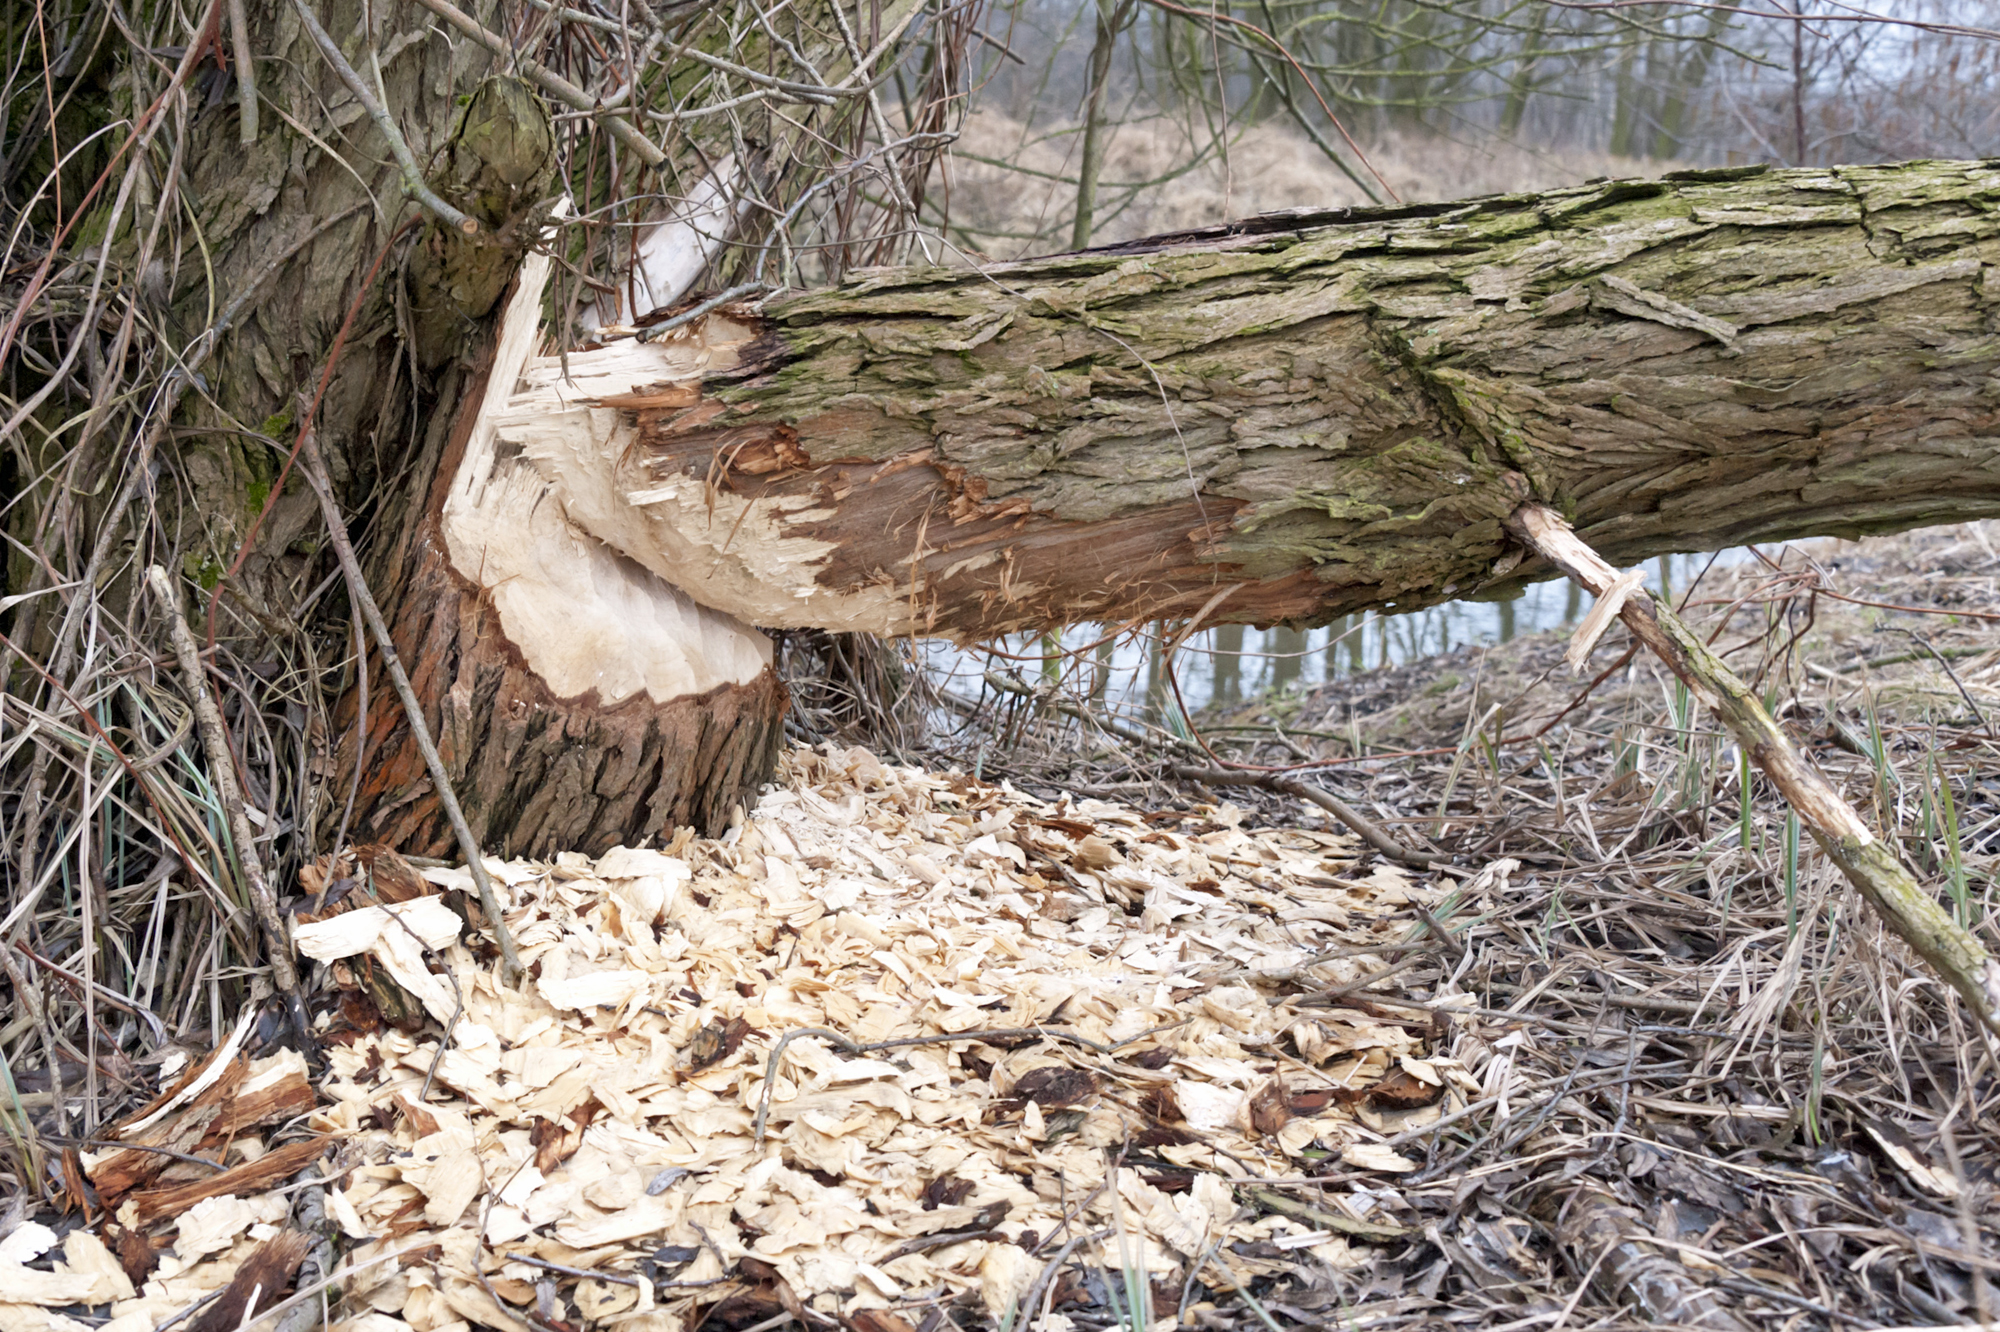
(509, 161), (2000, 639)
(346, 233), (789, 858)
(449, 244), (772, 706)
(577, 159), (745, 334)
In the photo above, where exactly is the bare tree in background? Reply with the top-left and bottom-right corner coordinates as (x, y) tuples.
(947, 0), (2000, 258)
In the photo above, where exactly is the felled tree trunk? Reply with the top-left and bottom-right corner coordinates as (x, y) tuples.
(148, 6), (2000, 866)
(515, 160), (2000, 640)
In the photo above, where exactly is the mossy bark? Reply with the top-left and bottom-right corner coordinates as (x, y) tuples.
(576, 161), (2000, 639)
(127, 0), (794, 859)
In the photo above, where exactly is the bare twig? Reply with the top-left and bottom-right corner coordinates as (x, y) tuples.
(407, 0), (666, 166)
(144, 567), (315, 1049)
(228, 0), (259, 143)
(288, 0), (475, 233)
(296, 435), (523, 986)
(1172, 763), (1441, 868)
(633, 281), (773, 342)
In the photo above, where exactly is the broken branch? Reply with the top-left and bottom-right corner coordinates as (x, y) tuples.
(1504, 501), (2000, 1035)
(1171, 764), (1440, 868)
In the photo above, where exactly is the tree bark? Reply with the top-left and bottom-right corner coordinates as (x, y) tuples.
(98, 0), (924, 860)
(162, 9), (794, 859)
(339, 0), (929, 858)
(344, 242), (787, 859)
(281, 0), (933, 859)
(510, 160), (2000, 641)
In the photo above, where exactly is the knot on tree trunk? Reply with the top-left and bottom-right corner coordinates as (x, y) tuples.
(408, 76), (556, 365)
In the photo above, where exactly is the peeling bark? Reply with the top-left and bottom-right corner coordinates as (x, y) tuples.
(516, 160), (2000, 638)
(1556, 1186), (1754, 1330)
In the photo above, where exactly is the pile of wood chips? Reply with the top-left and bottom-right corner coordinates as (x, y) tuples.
(19, 746), (1496, 1332)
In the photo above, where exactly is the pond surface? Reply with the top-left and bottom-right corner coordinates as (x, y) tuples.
(921, 549), (1743, 717)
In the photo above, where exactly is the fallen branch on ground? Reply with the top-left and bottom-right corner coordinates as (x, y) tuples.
(1505, 501), (2000, 1036)
(1171, 764), (1440, 868)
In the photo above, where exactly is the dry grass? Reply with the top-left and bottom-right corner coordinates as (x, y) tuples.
(902, 521), (2000, 1328)
(943, 110), (1681, 260)
(31, 523), (1997, 1332)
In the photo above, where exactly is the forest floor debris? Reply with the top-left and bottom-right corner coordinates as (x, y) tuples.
(892, 522), (2000, 1329)
(5, 524), (1998, 1332)
(301, 754), (1481, 1332)
(24, 752), (1492, 1332)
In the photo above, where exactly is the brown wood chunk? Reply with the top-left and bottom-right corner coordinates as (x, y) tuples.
(126, 1137), (329, 1223)
(185, 1229), (315, 1332)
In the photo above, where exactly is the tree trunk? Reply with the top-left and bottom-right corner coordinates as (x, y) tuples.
(505, 160), (2000, 641)
(320, 0), (931, 859)
(80, 0), (922, 860)
(148, 5), (796, 862)
(343, 242), (788, 858)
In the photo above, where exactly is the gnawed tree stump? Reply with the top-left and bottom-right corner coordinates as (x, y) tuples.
(348, 244), (787, 859)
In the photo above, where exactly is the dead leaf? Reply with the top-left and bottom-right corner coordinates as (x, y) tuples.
(1368, 1066), (1443, 1109)
(356, 845), (433, 902)
(1249, 1079), (1292, 1135)
(1011, 1066), (1097, 1107)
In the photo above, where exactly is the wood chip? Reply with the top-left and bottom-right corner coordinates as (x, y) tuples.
(293, 897), (464, 961)
(50, 746), (1462, 1328)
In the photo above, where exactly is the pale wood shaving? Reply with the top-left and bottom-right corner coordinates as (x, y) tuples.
(8, 746), (1469, 1331)
(295, 747), (1458, 1327)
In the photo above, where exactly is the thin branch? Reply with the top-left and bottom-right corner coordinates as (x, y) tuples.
(1171, 763), (1442, 869)
(408, 0), (666, 167)
(1505, 501), (2000, 1036)
(288, 0), (475, 233)
(633, 281), (772, 342)
(295, 434), (523, 986)
(144, 566), (317, 1051)
(228, 0), (258, 143)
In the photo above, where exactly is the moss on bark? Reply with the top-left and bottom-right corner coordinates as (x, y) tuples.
(682, 160), (2000, 629)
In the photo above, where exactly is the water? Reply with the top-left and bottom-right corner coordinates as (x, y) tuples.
(921, 549), (1741, 717)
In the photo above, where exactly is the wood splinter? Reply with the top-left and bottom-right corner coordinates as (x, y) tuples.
(1504, 502), (2000, 1036)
